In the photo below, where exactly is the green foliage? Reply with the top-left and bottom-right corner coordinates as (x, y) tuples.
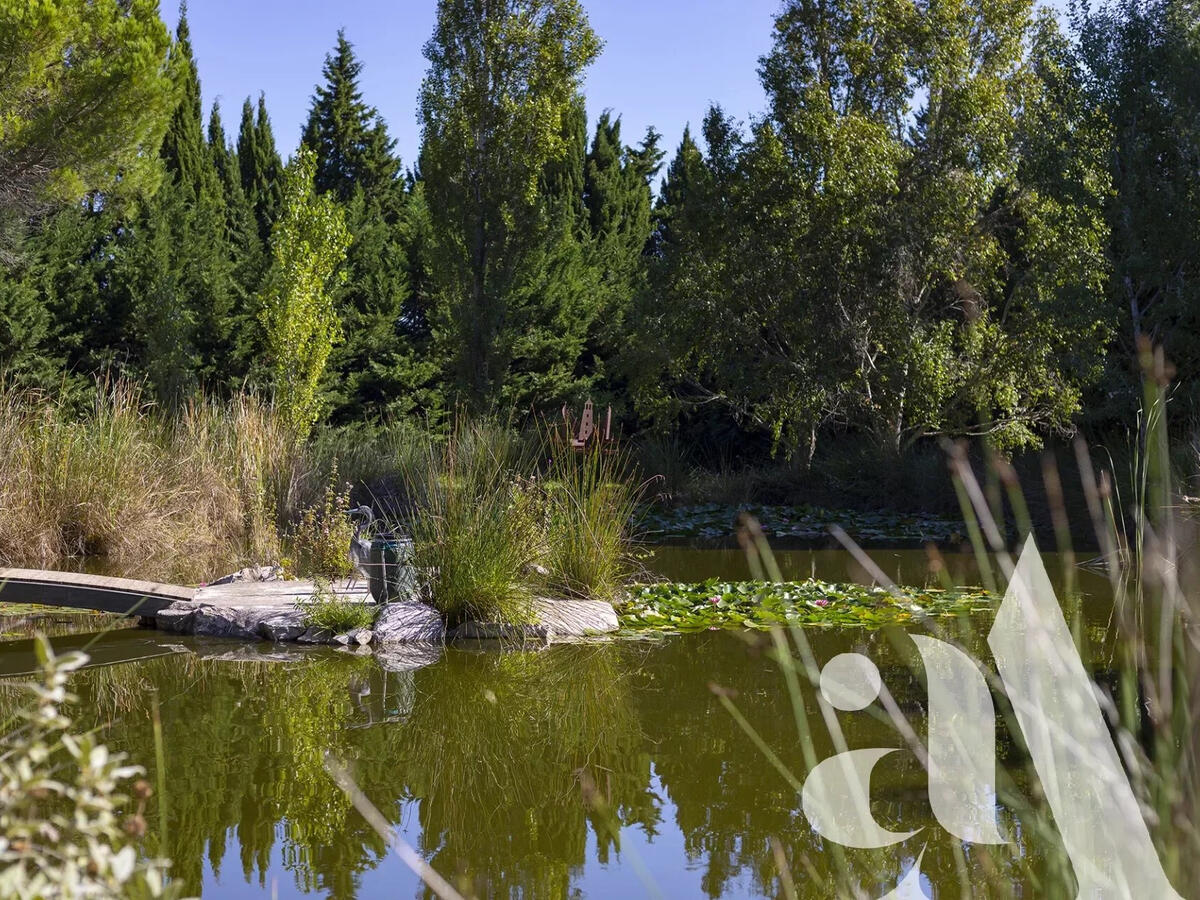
(419, 0), (603, 410)
(296, 578), (375, 632)
(302, 31), (422, 424)
(0, 0), (174, 249)
(1077, 0), (1200, 421)
(634, 0), (1113, 458)
(285, 466), (355, 580)
(619, 579), (993, 632)
(0, 637), (178, 897)
(258, 149), (352, 439)
(641, 502), (965, 544)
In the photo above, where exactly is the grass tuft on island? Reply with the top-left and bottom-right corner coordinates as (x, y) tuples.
(617, 579), (993, 632)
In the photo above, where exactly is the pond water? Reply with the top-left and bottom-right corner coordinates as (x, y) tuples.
(0, 549), (1145, 898)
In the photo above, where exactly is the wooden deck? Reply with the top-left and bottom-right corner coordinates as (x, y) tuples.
(0, 568), (372, 617)
(0, 568), (195, 616)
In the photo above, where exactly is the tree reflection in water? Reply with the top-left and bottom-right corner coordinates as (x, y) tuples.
(36, 630), (1086, 898)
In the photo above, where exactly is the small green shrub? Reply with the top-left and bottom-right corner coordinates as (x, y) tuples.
(296, 578), (376, 632)
(285, 464), (355, 579)
(0, 637), (178, 897)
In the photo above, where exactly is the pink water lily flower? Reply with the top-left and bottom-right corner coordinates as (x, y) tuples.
(813, 598), (830, 607)
(709, 596), (721, 604)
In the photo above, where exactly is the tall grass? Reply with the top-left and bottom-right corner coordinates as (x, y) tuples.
(544, 440), (643, 603)
(407, 419), (544, 626)
(402, 419), (643, 624)
(718, 340), (1200, 895)
(0, 379), (299, 582)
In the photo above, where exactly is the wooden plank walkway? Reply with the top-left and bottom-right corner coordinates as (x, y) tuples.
(0, 568), (195, 617)
(0, 568), (372, 617)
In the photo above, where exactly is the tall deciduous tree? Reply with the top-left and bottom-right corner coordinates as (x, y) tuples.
(418, 0), (601, 410)
(257, 150), (351, 439)
(1077, 0), (1200, 419)
(643, 0), (1111, 458)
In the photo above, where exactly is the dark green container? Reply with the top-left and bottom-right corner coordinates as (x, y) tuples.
(367, 536), (415, 603)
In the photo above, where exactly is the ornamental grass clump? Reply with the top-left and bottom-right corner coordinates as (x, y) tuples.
(544, 441), (643, 603)
(0, 378), (297, 582)
(408, 419), (544, 626)
(296, 578), (375, 633)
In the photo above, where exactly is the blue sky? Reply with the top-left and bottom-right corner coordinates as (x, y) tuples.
(164, 0), (783, 169)
(165, 1), (1068, 170)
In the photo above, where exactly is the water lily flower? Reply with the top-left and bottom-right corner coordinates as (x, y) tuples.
(813, 598), (830, 607)
(709, 596), (720, 604)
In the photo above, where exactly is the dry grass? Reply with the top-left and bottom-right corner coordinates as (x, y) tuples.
(0, 378), (302, 582)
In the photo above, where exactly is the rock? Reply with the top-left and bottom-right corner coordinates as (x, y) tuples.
(532, 597), (619, 639)
(155, 603), (196, 634)
(372, 602), (445, 644)
(209, 565), (283, 586)
(451, 621), (550, 642)
(190, 606), (262, 640)
(452, 599), (618, 644)
(256, 610), (307, 642)
(524, 562), (551, 578)
(349, 628), (373, 645)
(332, 632), (352, 646)
(375, 643), (443, 672)
(297, 626), (333, 644)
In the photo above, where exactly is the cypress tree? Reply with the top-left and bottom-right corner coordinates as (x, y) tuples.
(113, 7), (236, 405)
(209, 99), (267, 385)
(238, 94), (283, 241)
(302, 31), (415, 422)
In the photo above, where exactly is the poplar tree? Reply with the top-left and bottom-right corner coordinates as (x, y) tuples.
(258, 150), (351, 438)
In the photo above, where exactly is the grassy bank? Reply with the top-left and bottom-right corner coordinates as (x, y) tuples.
(0, 380), (300, 582)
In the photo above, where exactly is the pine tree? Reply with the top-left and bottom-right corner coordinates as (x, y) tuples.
(582, 113), (662, 394)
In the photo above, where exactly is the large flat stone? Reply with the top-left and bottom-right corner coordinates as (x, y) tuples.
(155, 602), (197, 634)
(532, 598), (619, 638)
(451, 621), (550, 642)
(256, 609), (308, 642)
(372, 602), (445, 644)
(190, 605), (295, 640)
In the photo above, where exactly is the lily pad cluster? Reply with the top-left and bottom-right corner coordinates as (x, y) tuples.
(618, 579), (993, 632)
(639, 502), (966, 544)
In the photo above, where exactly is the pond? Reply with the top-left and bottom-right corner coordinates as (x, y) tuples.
(0, 549), (1134, 898)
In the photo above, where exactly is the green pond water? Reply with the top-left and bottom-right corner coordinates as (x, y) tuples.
(0, 550), (1146, 898)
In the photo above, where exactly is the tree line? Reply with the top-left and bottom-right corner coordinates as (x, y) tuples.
(1, 0), (1197, 459)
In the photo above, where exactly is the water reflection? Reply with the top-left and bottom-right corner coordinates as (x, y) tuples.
(0, 623), (1126, 898)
